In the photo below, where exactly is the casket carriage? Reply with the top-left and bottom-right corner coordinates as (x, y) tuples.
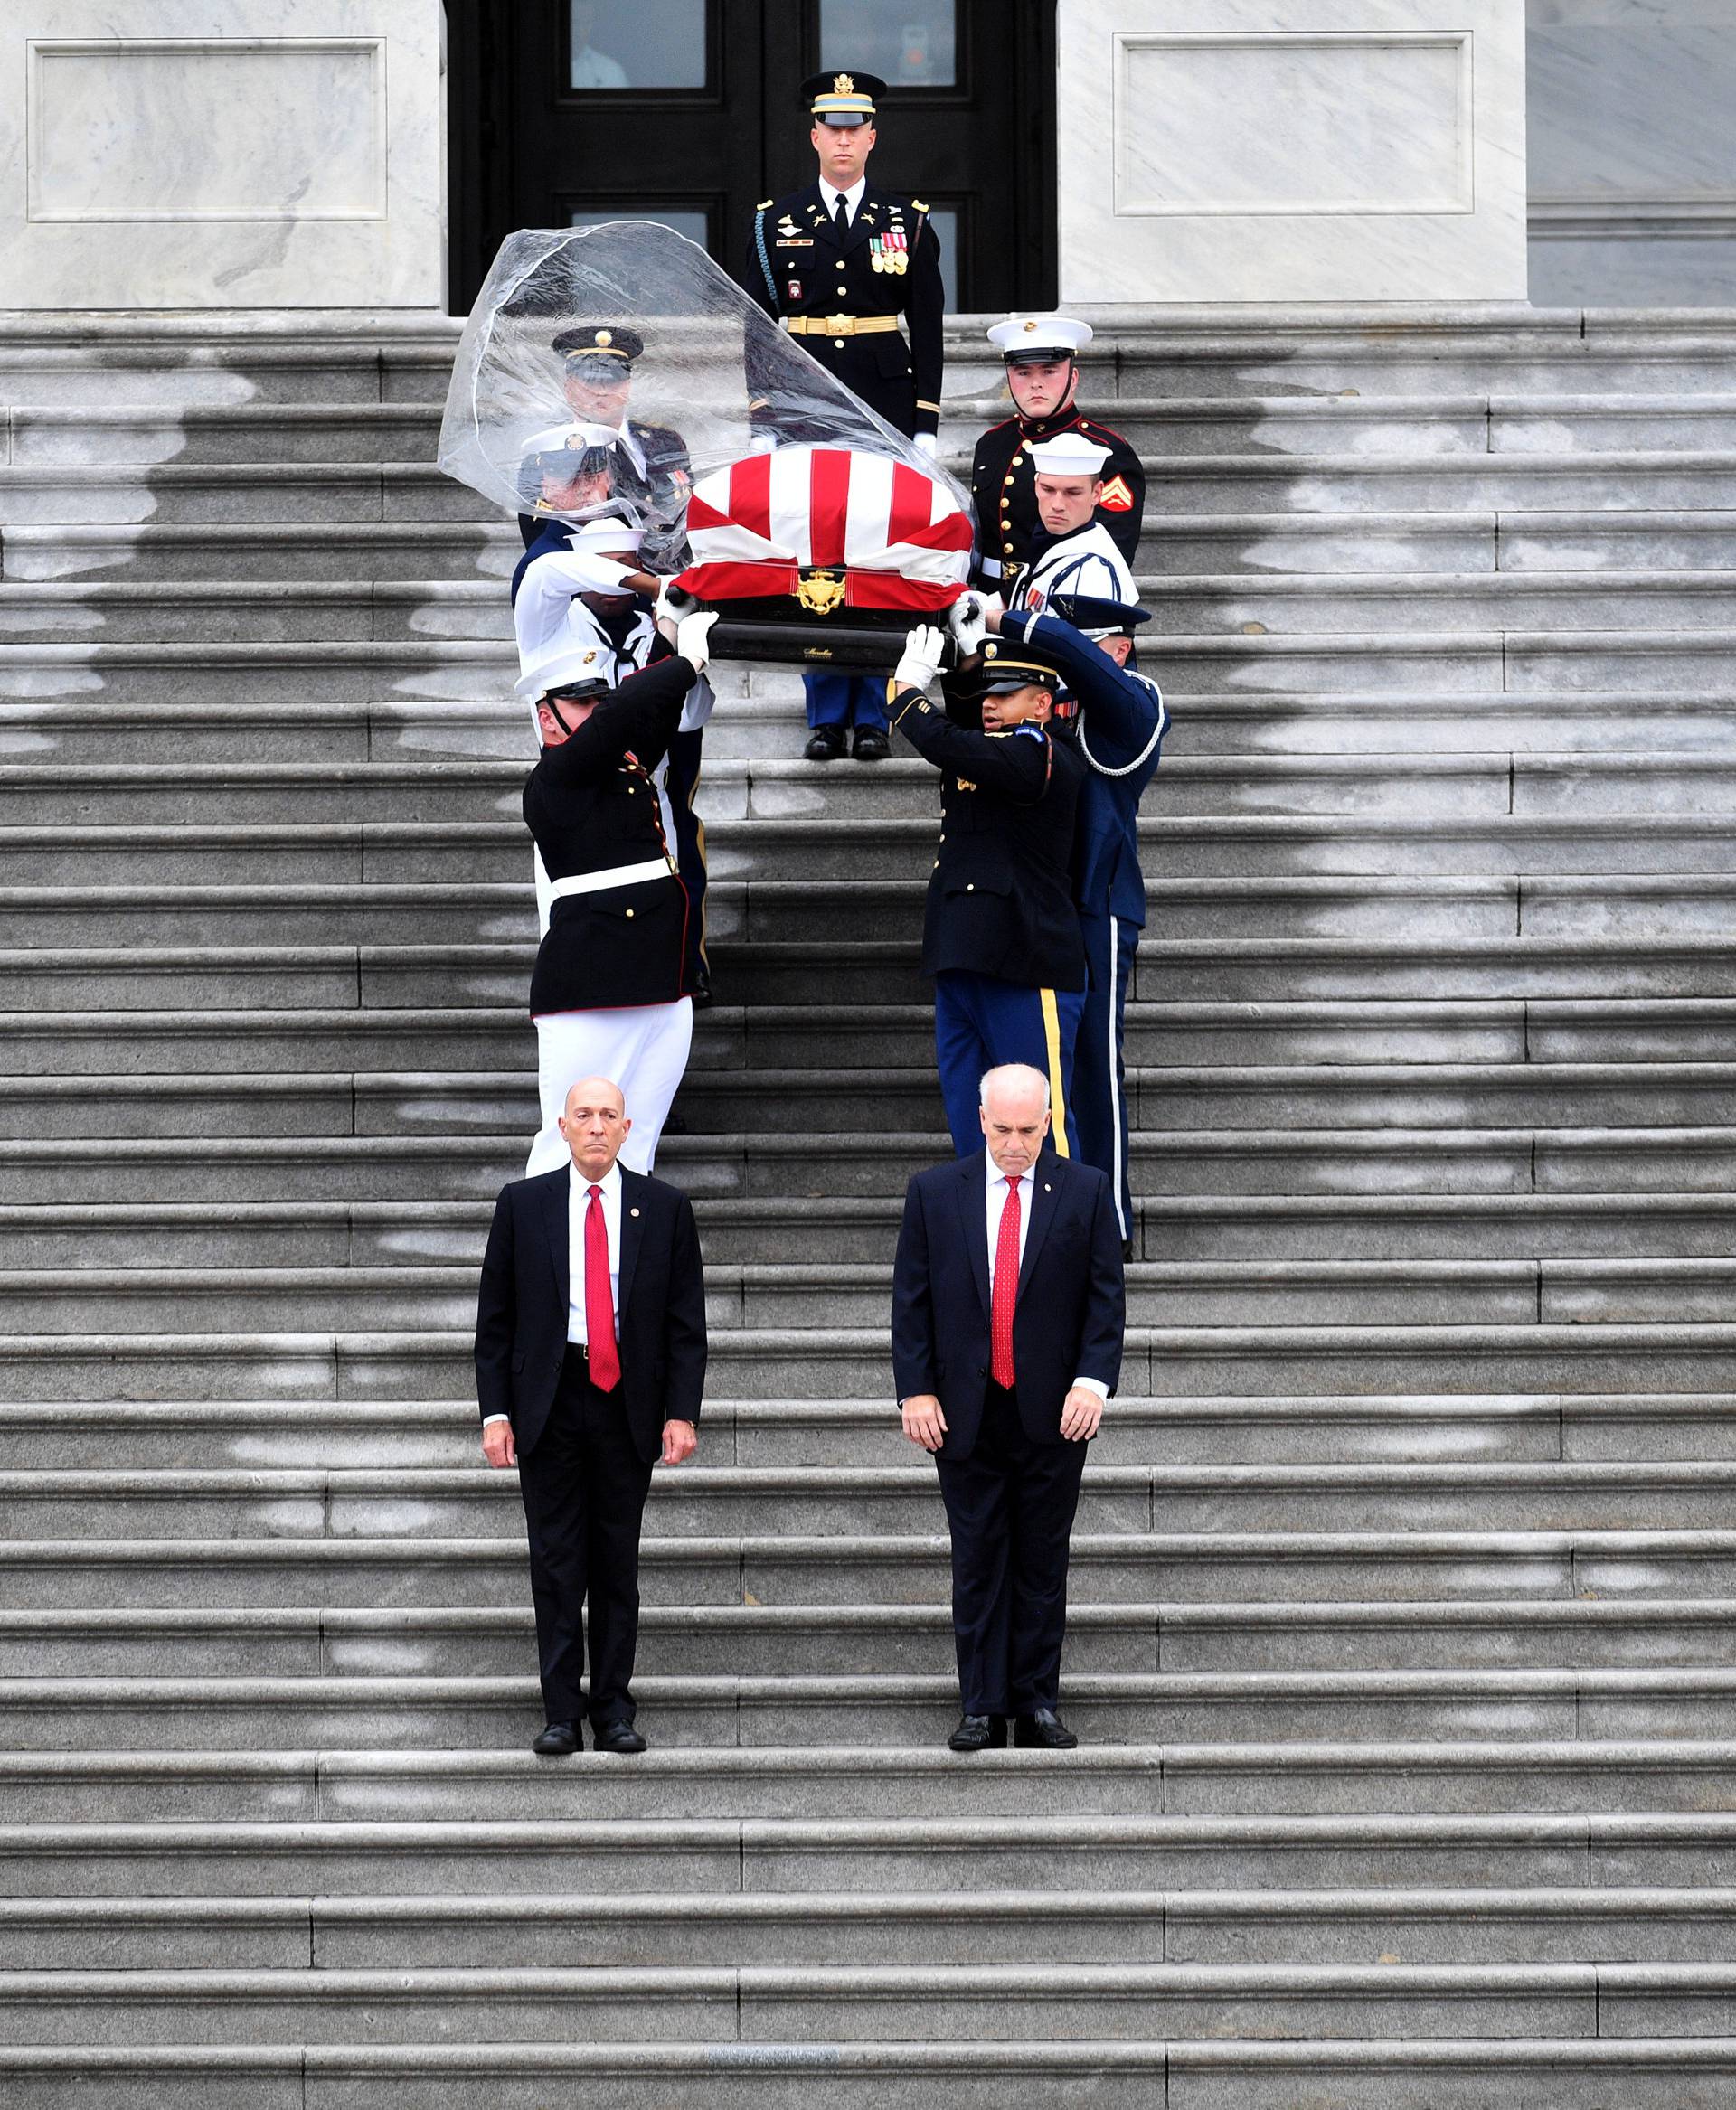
(672, 444), (973, 668)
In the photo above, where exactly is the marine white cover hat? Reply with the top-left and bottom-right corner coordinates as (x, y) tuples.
(1026, 434), (1114, 477)
(986, 315), (1094, 358)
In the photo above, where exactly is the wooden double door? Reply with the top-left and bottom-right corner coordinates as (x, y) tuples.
(447, 0), (1057, 315)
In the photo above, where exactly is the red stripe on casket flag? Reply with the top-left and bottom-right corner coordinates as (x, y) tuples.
(730, 450), (773, 542)
(808, 448), (853, 568)
(885, 462), (934, 551)
(684, 489), (732, 532)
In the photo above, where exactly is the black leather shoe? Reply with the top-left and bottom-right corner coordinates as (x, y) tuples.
(947, 1713), (1007, 1753)
(804, 724), (848, 762)
(532, 1720), (580, 1757)
(1014, 1707), (1079, 1749)
(593, 1719), (648, 1755)
(852, 726), (892, 762)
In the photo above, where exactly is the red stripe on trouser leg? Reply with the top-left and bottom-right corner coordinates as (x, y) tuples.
(808, 448), (853, 568)
(990, 1175), (1021, 1389)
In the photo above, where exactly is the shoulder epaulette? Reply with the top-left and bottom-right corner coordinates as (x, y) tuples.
(911, 198), (929, 212)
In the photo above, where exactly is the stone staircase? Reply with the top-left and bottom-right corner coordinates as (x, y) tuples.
(2, 301), (1736, 2101)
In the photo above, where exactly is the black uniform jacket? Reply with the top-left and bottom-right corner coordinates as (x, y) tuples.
(524, 655), (696, 1016)
(743, 183), (944, 439)
(475, 1163), (708, 1463)
(890, 685), (1087, 992)
(892, 1147), (1125, 1457)
(970, 406), (1145, 589)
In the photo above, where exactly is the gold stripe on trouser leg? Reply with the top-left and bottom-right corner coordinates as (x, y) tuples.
(1040, 986), (1071, 1157)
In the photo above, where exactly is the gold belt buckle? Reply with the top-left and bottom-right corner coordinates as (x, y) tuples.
(822, 313), (854, 335)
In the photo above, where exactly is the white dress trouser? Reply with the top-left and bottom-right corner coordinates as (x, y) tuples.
(526, 1000), (695, 1178)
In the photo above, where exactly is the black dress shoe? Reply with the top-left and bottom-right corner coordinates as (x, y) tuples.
(1014, 1707), (1079, 1749)
(947, 1713), (1007, 1753)
(532, 1720), (580, 1757)
(852, 726), (892, 762)
(804, 724), (848, 762)
(593, 1719), (647, 1755)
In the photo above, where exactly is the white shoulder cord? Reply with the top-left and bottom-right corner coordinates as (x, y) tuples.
(1076, 674), (1166, 779)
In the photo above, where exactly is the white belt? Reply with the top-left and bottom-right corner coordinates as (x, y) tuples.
(548, 858), (673, 900)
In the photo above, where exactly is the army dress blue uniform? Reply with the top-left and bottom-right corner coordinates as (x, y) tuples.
(743, 70), (946, 757)
(889, 646), (1088, 1158)
(1001, 601), (1168, 1242)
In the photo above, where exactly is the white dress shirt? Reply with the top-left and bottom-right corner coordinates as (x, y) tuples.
(984, 1156), (1109, 1402)
(568, 1158), (623, 1346)
(481, 1158), (625, 1429)
(820, 175), (866, 227)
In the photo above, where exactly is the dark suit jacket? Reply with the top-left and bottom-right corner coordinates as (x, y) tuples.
(475, 1163), (707, 1464)
(891, 1148), (1125, 1458)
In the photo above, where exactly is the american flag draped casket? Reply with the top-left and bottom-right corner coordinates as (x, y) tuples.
(673, 444), (974, 622)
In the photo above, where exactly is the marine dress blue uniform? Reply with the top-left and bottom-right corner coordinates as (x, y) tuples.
(999, 601), (1168, 1240)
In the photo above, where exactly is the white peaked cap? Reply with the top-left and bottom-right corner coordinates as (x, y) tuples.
(986, 315), (1093, 357)
(1027, 435), (1114, 477)
(521, 419), (623, 456)
(516, 635), (611, 706)
(569, 513), (645, 551)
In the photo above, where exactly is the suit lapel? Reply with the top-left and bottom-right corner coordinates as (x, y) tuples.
(617, 1167), (647, 1316)
(541, 1168), (570, 1319)
(1017, 1159), (1062, 1304)
(956, 1153), (991, 1320)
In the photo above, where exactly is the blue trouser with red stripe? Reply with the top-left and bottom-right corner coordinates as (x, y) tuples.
(804, 672), (890, 732)
(934, 969), (1084, 1160)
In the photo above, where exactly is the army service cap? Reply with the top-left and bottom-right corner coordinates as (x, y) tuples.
(987, 315), (1094, 366)
(804, 70), (885, 126)
(553, 325), (644, 379)
(973, 638), (1067, 697)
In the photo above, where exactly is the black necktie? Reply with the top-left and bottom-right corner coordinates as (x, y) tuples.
(834, 193), (850, 239)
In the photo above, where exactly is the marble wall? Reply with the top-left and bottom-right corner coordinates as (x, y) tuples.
(1527, 0), (1736, 306)
(0, 0), (445, 309)
(1057, 0), (1530, 303)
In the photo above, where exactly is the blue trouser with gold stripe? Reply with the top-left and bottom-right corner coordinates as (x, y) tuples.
(1073, 909), (1138, 1243)
(934, 969), (1083, 1160)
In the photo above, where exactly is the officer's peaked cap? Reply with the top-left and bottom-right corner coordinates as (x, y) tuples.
(803, 71), (885, 125)
(987, 315), (1093, 364)
(975, 639), (1066, 696)
(553, 325), (644, 367)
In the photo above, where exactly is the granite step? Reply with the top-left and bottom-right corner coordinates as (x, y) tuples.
(1131, 510), (1736, 577)
(0, 1665), (1733, 1749)
(17, 873), (1736, 949)
(3, 1809), (1730, 1894)
(5, 1188), (1731, 1274)
(0, 1956), (1665, 2045)
(5, 1389), (1727, 1472)
(0, 2033), (1730, 2110)
(8, 1251), (1736, 1332)
(8, 1456), (1736, 1539)
(4, 1596), (1736, 1680)
(0, 520), (516, 584)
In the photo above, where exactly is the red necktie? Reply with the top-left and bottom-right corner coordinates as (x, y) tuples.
(990, 1174), (1022, 1389)
(585, 1183), (620, 1392)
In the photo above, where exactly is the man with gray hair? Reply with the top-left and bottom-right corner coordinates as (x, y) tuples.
(891, 1063), (1125, 1751)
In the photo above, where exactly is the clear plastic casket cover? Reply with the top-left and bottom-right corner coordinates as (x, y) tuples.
(438, 221), (972, 565)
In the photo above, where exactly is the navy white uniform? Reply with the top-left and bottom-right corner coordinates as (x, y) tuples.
(1012, 518), (1138, 616)
(889, 647), (1087, 1158)
(1002, 603), (1168, 1240)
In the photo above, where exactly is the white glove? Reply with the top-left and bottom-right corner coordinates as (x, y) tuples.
(655, 575), (699, 626)
(914, 432), (938, 460)
(894, 623), (947, 694)
(749, 432), (778, 455)
(676, 609), (719, 674)
(948, 591), (991, 655)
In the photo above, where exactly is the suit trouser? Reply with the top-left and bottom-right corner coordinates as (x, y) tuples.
(516, 1348), (655, 1728)
(1073, 910), (1139, 1241)
(803, 671), (890, 732)
(934, 968), (1084, 1162)
(933, 1382), (1089, 1717)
